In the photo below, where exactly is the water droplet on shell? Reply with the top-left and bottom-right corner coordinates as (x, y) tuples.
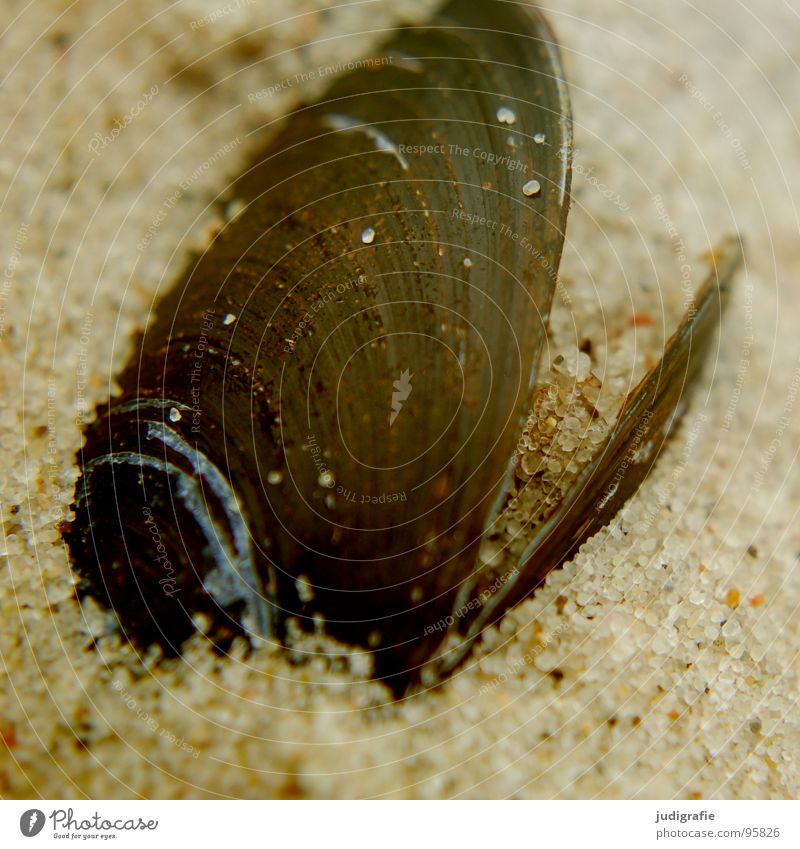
(496, 106), (517, 125)
(523, 179), (542, 197)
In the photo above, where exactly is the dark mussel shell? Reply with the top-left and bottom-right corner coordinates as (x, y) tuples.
(64, 0), (740, 692)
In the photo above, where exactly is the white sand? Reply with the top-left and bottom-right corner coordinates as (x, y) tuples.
(1, 0), (798, 798)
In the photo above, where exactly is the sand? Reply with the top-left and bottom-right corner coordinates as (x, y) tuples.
(1, 0), (798, 798)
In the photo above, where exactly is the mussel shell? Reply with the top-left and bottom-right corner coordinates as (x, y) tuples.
(65, 0), (573, 689)
(63, 0), (741, 694)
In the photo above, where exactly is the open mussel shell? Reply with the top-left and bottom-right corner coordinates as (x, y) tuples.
(66, 0), (572, 689)
(64, 0), (740, 694)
